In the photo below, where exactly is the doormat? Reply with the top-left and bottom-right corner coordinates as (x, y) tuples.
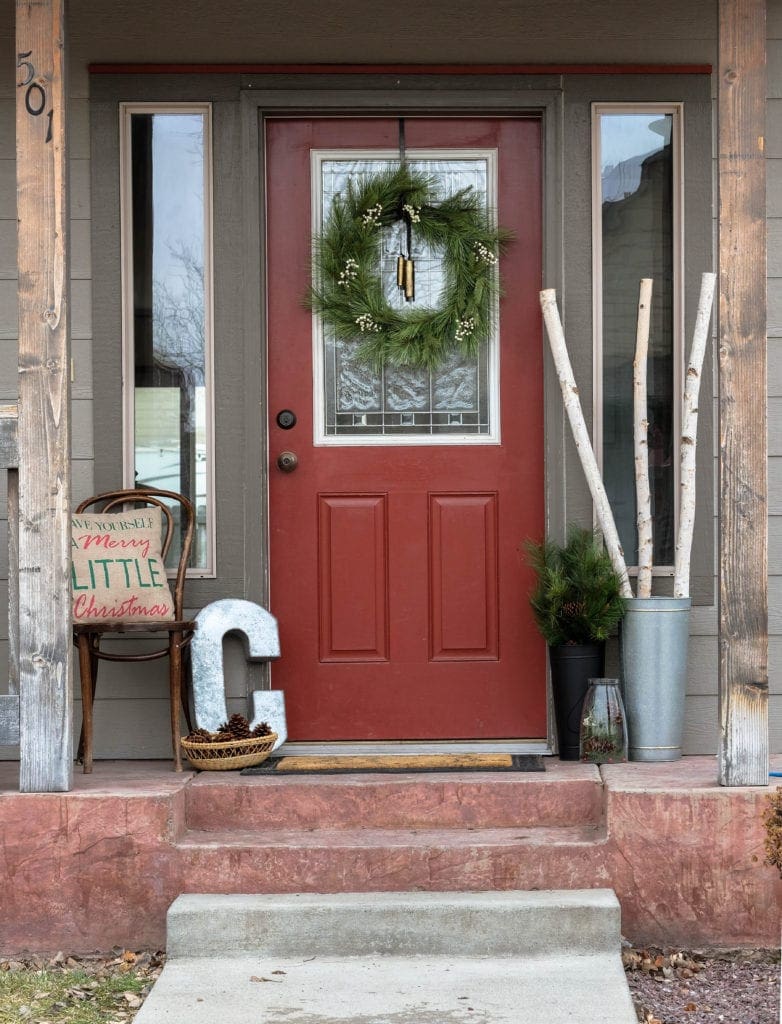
(242, 753), (545, 775)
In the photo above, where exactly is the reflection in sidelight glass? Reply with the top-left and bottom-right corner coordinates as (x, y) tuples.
(597, 110), (677, 568)
(125, 109), (212, 571)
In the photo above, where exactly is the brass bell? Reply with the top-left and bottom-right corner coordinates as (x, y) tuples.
(403, 258), (415, 302)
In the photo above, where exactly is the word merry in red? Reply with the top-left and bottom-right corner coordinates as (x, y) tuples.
(73, 531), (152, 559)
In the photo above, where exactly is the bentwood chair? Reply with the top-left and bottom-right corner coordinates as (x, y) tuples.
(72, 488), (197, 773)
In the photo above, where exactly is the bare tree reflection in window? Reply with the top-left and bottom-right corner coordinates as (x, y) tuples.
(130, 112), (209, 569)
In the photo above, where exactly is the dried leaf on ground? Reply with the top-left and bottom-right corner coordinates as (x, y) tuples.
(625, 945), (780, 1024)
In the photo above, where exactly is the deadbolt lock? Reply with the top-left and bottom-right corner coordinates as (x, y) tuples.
(276, 409), (297, 429)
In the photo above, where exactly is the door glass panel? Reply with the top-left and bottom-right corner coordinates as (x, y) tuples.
(318, 156), (496, 441)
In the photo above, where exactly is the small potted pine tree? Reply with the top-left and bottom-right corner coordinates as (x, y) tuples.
(526, 526), (626, 760)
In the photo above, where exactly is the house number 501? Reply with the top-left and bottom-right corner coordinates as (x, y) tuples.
(17, 51), (54, 144)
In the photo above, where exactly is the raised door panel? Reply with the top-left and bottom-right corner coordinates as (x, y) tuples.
(318, 494), (388, 662)
(429, 493), (499, 661)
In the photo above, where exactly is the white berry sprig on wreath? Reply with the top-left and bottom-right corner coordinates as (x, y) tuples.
(337, 258), (359, 287)
(473, 241), (498, 266)
(455, 316), (476, 343)
(361, 203), (383, 227)
(355, 313), (382, 333)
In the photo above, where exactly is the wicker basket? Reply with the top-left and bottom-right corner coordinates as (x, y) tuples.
(181, 733), (278, 771)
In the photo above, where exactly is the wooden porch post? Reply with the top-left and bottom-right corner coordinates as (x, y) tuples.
(15, 0), (72, 792)
(718, 0), (769, 786)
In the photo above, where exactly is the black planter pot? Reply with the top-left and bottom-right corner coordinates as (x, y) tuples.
(548, 643), (605, 761)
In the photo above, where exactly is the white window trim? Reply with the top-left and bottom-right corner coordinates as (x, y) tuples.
(119, 101), (216, 578)
(310, 148), (501, 447)
(591, 102), (684, 575)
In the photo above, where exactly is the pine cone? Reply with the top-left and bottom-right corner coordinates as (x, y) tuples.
(252, 721), (272, 737)
(185, 727), (213, 742)
(226, 713), (253, 739)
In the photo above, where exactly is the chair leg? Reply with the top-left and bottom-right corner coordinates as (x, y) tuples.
(76, 640), (99, 764)
(77, 634), (96, 774)
(169, 631), (184, 772)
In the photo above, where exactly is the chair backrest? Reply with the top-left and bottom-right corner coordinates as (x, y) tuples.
(74, 488), (195, 619)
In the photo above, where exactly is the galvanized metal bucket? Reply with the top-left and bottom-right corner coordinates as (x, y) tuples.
(620, 596), (691, 762)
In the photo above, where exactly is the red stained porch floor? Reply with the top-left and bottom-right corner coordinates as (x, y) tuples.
(0, 756), (779, 954)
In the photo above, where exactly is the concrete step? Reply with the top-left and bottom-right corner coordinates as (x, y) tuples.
(174, 825), (607, 893)
(184, 761), (604, 831)
(166, 890), (620, 958)
(134, 892), (637, 1023)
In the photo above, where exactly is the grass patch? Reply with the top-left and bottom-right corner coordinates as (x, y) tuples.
(0, 951), (163, 1024)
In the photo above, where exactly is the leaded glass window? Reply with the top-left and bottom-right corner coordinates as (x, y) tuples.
(314, 153), (499, 444)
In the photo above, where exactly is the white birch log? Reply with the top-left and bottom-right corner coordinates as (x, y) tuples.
(673, 271), (717, 598)
(633, 279), (654, 598)
(540, 289), (633, 598)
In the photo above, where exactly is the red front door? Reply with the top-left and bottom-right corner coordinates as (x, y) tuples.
(266, 117), (545, 741)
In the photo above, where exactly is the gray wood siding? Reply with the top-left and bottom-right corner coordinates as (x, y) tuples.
(1, 0), (780, 759)
(21, 0), (717, 99)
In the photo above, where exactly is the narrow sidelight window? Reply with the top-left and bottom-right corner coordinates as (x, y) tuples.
(120, 104), (214, 575)
(593, 104), (682, 571)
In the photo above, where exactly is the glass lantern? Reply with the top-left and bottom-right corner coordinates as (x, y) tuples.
(579, 678), (628, 764)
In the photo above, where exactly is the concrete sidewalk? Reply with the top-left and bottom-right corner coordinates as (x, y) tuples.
(134, 891), (638, 1023)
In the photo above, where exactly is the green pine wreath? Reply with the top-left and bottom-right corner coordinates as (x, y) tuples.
(308, 165), (511, 370)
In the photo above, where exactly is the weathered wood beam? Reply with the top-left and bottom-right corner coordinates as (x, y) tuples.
(15, 0), (72, 792)
(718, 0), (769, 786)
